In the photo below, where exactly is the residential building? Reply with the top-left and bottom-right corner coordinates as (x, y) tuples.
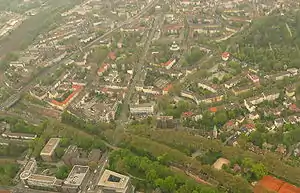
(180, 91), (199, 104)
(164, 24), (183, 34)
(1, 131), (37, 140)
(199, 94), (224, 104)
(263, 92), (280, 101)
(156, 116), (177, 129)
(221, 52), (230, 61)
(129, 103), (155, 115)
(244, 99), (256, 113)
(270, 71), (291, 81)
(287, 68), (298, 76)
(285, 85), (296, 98)
(224, 76), (242, 89)
(231, 85), (254, 96)
(254, 176), (300, 193)
(98, 63), (110, 76)
(40, 138), (61, 162)
(247, 73), (260, 83)
(247, 95), (265, 106)
(162, 58), (176, 69)
(98, 169), (133, 193)
(197, 82), (217, 93)
(274, 118), (285, 128)
(62, 165), (90, 193)
(248, 113), (260, 120)
(162, 84), (172, 95)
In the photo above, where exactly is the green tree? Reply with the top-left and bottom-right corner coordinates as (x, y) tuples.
(55, 165), (70, 180)
(251, 163), (267, 180)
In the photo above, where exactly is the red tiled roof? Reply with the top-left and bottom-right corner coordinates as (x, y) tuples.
(254, 176), (300, 193)
(289, 104), (300, 112)
(165, 24), (184, 30)
(209, 107), (218, 113)
(51, 84), (82, 106)
(98, 63), (109, 73)
(222, 52), (230, 58)
(163, 84), (173, 92)
(108, 52), (116, 60)
(162, 59), (175, 67)
(182, 111), (193, 117)
(226, 120), (234, 127)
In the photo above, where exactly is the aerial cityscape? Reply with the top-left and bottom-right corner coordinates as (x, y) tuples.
(0, 0), (299, 192)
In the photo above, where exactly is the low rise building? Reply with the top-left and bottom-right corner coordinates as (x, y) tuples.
(26, 174), (61, 190)
(98, 169), (133, 193)
(2, 131), (37, 140)
(232, 85), (254, 96)
(180, 90), (199, 104)
(224, 76), (242, 89)
(20, 158), (37, 184)
(129, 103), (155, 115)
(156, 116), (177, 129)
(62, 165), (90, 193)
(197, 82), (217, 93)
(199, 94), (224, 104)
(40, 138), (61, 162)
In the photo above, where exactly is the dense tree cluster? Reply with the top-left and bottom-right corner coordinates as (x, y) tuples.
(55, 165), (71, 180)
(184, 48), (206, 66)
(127, 129), (300, 186)
(120, 133), (252, 193)
(227, 11), (300, 72)
(0, 163), (19, 186)
(0, 143), (27, 158)
(29, 120), (107, 158)
(61, 111), (113, 136)
(109, 149), (220, 193)
(0, 117), (43, 135)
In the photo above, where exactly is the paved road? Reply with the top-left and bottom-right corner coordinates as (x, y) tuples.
(113, 13), (164, 145)
(0, 0), (158, 110)
(81, 152), (109, 193)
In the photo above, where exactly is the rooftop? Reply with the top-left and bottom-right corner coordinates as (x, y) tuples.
(98, 170), (130, 189)
(40, 138), (61, 156)
(28, 174), (57, 184)
(64, 165), (90, 186)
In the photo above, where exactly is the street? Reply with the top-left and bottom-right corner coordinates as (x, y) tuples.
(113, 12), (164, 145)
(0, 0), (159, 110)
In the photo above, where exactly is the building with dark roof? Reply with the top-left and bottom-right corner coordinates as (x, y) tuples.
(254, 176), (300, 193)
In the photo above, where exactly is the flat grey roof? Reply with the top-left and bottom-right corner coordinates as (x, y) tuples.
(64, 165), (89, 186)
(97, 170), (129, 189)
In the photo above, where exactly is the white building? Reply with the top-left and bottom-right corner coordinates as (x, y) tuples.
(130, 103), (155, 115)
(98, 169), (133, 193)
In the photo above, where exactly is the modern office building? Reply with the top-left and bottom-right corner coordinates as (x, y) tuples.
(98, 170), (133, 193)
